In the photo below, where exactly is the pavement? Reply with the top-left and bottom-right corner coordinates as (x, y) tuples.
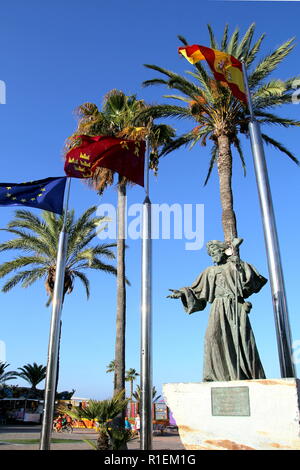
(0, 424), (185, 451)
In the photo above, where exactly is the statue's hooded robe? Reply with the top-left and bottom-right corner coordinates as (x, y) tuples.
(179, 259), (267, 381)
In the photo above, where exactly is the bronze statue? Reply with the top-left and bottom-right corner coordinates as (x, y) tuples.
(168, 238), (267, 381)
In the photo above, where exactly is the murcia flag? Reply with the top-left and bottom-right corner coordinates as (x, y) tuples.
(178, 44), (247, 104)
(0, 177), (67, 214)
(64, 135), (145, 187)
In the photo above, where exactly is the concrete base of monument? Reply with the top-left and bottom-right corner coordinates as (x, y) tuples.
(163, 378), (300, 450)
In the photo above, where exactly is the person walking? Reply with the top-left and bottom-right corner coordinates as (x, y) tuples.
(134, 413), (140, 437)
(125, 416), (132, 431)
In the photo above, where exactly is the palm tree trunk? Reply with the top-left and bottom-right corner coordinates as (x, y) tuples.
(112, 179), (127, 448)
(97, 428), (110, 450)
(114, 179), (126, 400)
(217, 134), (238, 242)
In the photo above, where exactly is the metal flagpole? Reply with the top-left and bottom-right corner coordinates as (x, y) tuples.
(40, 177), (71, 450)
(140, 138), (153, 450)
(241, 62), (295, 378)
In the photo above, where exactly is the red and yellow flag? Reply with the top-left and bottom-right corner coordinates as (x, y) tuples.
(64, 135), (145, 186)
(178, 45), (246, 104)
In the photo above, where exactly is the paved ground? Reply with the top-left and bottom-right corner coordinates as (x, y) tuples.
(0, 424), (185, 451)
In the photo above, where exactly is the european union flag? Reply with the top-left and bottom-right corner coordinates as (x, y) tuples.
(0, 177), (67, 214)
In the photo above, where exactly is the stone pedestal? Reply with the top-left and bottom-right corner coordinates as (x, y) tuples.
(163, 379), (300, 450)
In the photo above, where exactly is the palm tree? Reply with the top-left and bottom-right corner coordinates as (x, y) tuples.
(59, 390), (129, 450)
(106, 360), (116, 390)
(67, 90), (175, 400)
(106, 360), (115, 374)
(125, 368), (139, 400)
(17, 362), (46, 391)
(138, 23), (300, 242)
(0, 361), (18, 385)
(0, 207), (117, 301)
(132, 385), (161, 408)
(0, 207), (118, 389)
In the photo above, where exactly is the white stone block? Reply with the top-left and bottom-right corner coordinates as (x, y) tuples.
(163, 379), (300, 450)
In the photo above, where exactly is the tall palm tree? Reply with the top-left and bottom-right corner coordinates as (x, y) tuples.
(138, 23), (300, 242)
(0, 207), (118, 389)
(106, 360), (115, 374)
(0, 207), (117, 301)
(106, 360), (116, 390)
(17, 362), (46, 391)
(67, 90), (175, 401)
(0, 361), (18, 385)
(125, 368), (139, 400)
(132, 385), (161, 408)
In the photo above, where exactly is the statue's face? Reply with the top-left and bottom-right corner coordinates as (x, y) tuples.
(209, 245), (226, 264)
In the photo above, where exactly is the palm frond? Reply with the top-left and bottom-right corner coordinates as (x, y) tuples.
(67, 220), (114, 264)
(21, 268), (47, 288)
(72, 270), (90, 299)
(163, 94), (191, 103)
(41, 210), (61, 240)
(133, 104), (193, 123)
(207, 24), (219, 50)
(226, 27), (239, 55)
(67, 206), (98, 250)
(253, 80), (287, 99)
(233, 138), (247, 176)
(177, 34), (189, 46)
(83, 258), (118, 276)
(245, 33), (265, 66)
(7, 210), (53, 243)
(144, 64), (203, 98)
(261, 133), (299, 165)
(0, 256), (48, 278)
(255, 111), (300, 127)
(0, 229), (53, 257)
(85, 244), (116, 259)
(236, 23), (255, 59)
(204, 144), (218, 185)
(221, 24), (229, 51)
(1, 270), (40, 292)
(185, 70), (216, 100)
(142, 78), (169, 88)
(249, 38), (295, 87)
(253, 92), (296, 110)
(160, 131), (195, 157)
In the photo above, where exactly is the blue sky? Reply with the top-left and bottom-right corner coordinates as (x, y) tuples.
(0, 0), (299, 400)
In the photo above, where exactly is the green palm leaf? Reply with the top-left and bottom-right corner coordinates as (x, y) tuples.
(0, 207), (118, 299)
(17, 362), (46, 389)
(249, 38), (295, 87)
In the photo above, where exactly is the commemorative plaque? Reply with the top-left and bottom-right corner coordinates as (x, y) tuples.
(211, 386), (250, 416)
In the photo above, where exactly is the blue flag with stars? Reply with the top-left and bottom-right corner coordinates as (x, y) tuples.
(0, 177), (67, 214)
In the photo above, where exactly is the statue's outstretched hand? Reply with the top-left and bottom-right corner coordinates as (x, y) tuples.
(167, 289), (182, 299)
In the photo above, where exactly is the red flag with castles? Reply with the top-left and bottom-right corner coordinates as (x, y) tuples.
(64, 135), (146, 186)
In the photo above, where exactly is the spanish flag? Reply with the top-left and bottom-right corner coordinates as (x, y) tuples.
(178, 45), (246, 104)
(64, 135), (145, 187)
